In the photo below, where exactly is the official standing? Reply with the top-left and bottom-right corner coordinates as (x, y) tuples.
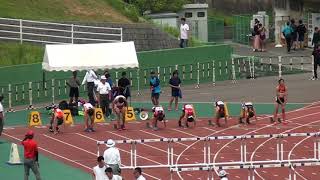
(0, 95), (4, 136)
(66, 71), (81, 104)
(97, 76), (112, 117)
(150, 71), (161, 105)
(118, 72), (131, 99)
(21, 130), (41, 180)
(82, 69), (98, 106)
(179, 17), (189, 48)
(103, 139), (121, 175)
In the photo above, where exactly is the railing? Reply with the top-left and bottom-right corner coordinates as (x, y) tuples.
(0, 55), (313, 111)
(96, 132), (320, 180)
(0, 17), (122, 44)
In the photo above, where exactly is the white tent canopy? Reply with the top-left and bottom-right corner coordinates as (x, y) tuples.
(42, 41), (139, 71)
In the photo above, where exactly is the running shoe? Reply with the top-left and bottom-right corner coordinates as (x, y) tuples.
(178, 121), (182, 127)
(90, 128), (96, 132)
(84, 128), (91, 132)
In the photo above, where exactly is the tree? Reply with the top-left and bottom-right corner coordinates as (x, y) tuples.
(130, 0), (191, 15)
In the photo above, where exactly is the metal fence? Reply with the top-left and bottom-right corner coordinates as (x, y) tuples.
(96, 132), (320, 180)
(232, 15), (251, 45)
(0, 55), (313, 111)
(0, 17), (122, 44)
(207, 17), (224, 42)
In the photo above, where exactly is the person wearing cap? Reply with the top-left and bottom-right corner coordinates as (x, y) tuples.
(0, 95), (4, 136)
(92, 156), (107, 180)
(22, 130), (42, 180)
(105, 167), (122, 180)
(83, 102), (95, 132)
(82, 69), (98, 106)
(133, 167), (146, 180)
(213, 101), (227, 127)
(150, 71), (161, 106)
(103, 139), (121, 175)
(49, 105), (64, 134)
(178, 104), (196, 128)
(218, 170), (228, 180)
(96, 75), (112, 117)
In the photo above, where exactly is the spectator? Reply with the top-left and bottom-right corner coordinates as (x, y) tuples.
(290, 19), (298, 51)
(312, 27), (320, 50)
(133, 167), (146, 180)
(66, 71), (81, 105)
(118, 72), (131, 99)
(0, 95), (4, 136)
(104, 70), (114, 88)
(21, 130), (41, 180)
(253, 19), (261, 52)
(82, 69), (98, 106)
(312, 44), (320, 80)
(96, 76), (112, 117)
(297, 19), (307, 50)
(150, 71), (161, 105)
(259, 23), (267, 52)
(168, 70), (182, 111)
(179, 17), (189, 48)
(282, 22), (294, 53)
(218, 170), (228, 180)
(92, 156), (107, 180)
(103, 139), (121, 175)
(105, 167), (122, 180)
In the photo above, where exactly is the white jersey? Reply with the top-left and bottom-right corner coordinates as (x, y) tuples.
(114, 95), (126, 102)
(245, 102), (253, 106)
(83, 103), (93, 111)
(92, 165), (107, 180)
(154, 106), (164, 112)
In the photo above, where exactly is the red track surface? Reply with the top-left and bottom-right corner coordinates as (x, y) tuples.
(3, 103), (320, 180)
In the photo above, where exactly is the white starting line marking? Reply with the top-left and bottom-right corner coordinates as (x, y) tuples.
(187, 174), (193, 177)
(220, 157), (225, 159)
(256, 155), (261, 157)
(273, 174), (279, 177)
(304, 146), (309, 148)
(3, 127), (15, 130)
(235, 149), (239, 151)
(235, 176), (241, 179)
(250, 141), (254, 144)
(312, 173), (317, 175)
(269, 147), (275, 150)
(262, 171), (267, 173)
(184, 158), (189, 160)
(300, 169), (305, 172)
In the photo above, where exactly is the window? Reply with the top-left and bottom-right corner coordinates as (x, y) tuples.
(275, 0), (287, 9)
(185, 12), (192, 18)
(197, 12), (205, 17)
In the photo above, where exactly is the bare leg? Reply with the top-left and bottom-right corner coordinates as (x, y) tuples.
(273, 103), (279, 121)
(168, 97), (174, 110)
(282, 106), (286, 122)
(174, 97), (179, 110)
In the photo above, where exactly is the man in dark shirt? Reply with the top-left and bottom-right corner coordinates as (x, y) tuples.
(22, 130), (41, 180)
(118, 72), (131, 99)
(66, 71), (81, 104)
(168, 70), (181, 111)
(312, 27), (320, 50)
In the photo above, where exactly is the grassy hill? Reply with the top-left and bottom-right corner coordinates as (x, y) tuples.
(0, 0), (139, 23)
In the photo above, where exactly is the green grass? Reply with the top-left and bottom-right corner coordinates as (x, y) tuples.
(0, 0), (138, 23)
(0, 42), (44, 66)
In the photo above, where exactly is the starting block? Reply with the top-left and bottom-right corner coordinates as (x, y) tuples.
(208, 120), (213, 126)
(7, 143), (22, 165)
(28, 111), (42, 127)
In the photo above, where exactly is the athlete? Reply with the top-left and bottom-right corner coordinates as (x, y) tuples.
(150, 105), (166, 130)
(83, 102), (95, 132)
(239, 102), (257, 124)
(49, 105), (64, 134)
(112, 95), (128, 131)
(271, 78), (288, 124)
(178, 104), (196, 128)
(213, 101), (227, 127)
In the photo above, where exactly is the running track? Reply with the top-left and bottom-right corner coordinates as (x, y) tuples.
(3, 103), (320, 180)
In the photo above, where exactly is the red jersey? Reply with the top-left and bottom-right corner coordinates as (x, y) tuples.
(278, 85), (286, 93)
(55, 108), (64, 119)
(21, 139), (38, 159)
(183, 104), (194, 116)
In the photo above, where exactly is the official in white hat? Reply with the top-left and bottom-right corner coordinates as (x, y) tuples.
(103, 139), (121, 175)
(218, 170), (228, 180)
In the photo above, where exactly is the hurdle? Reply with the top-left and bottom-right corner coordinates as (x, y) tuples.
(96, 132), (320, 172)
